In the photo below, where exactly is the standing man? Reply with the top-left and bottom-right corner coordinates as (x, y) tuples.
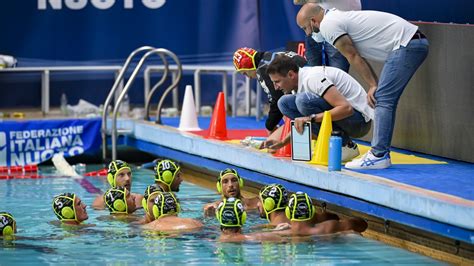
(294, 0), (363, 72)
(265, 55), (373, 162)
(233, 48), (307, 134)
(296, 3), (429, 169)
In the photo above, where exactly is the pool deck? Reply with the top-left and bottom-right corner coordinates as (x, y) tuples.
(115, 116), (474, 247)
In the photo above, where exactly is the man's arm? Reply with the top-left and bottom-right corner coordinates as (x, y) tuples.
(91, 194), (105, 210)
(203, 200), (220, 216)
(310, 217), (368, 235)
(293, 86), (353, 133)
(266, 97), (284, 134)
(334, 35), (378, 107)
(313, 86), (353, 122)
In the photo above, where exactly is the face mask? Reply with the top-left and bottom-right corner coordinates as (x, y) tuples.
(311, 32), (325, 43)
(309, 21), (324, 43)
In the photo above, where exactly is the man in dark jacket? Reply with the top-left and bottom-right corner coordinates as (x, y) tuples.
(233, 47), (307, 134)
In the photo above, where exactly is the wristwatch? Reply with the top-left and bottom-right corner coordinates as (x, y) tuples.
(309, 114), (317, 123)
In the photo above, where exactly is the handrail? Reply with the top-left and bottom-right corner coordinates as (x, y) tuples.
(154, 50), (182, 124)
(101, 46), (155, 161)
(111, 48), (180, 160)
(144, 53), (170, 121)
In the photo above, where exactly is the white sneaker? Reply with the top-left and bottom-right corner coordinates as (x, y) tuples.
(342, 143), (360, 162)
(345, 151), (392, 169)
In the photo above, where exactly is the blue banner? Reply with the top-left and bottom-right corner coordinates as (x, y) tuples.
(0, 118), (101, 166)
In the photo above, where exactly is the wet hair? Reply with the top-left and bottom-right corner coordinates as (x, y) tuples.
(266, 55), (299, 77)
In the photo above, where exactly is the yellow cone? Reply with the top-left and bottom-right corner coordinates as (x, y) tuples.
(309, 111), (332, 166)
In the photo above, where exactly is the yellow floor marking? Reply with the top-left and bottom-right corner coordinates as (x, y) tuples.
(226, 139), (446, 165)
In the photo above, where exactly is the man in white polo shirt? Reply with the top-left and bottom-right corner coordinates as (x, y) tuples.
(294, 0), (362, 72)
(296, 3), (429, 169)
(264, 55), (373, 162)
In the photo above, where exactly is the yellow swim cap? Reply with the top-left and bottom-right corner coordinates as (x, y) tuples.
(216, 197), (247, 228)
(52, 193), (77, 222)
(104, 186), (128, 214)
(0, 212), (16, 236)
(285, 192), (315, 221)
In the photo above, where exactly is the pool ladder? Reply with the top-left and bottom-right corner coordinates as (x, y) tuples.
(101, 46), (182, 161)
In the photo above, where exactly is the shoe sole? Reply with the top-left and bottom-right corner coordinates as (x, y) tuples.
(345, 163), (392, 170)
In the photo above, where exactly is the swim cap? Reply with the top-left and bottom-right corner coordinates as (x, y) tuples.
(285, 192), (316, 221)
(259, 184), (288, 220)
(107, 160), (131, 187)
(0, 212), (16, 236)
(154, 159), (180, 189)
(216, 168), (243, 194)
(104, 186), (128, 214)
(142, 184), (164, 212)
(216, 197), (247, 228)
(52, 193), (77, 222)
(233, 47), (257, 71)
(152, 192), (180, 220)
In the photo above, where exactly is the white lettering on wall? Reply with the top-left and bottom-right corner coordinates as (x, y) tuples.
(124, 0), (133, 8)
(142, 0), (165, 9)
(65, 0), (87, 10)
(91, 0), (115, 10)
(38, 0), (166, 10)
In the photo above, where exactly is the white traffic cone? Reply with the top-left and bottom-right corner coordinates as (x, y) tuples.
(178, 85), (201, 131)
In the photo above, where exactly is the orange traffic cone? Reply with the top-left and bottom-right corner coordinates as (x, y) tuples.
(273, 117), (292, 157)
(207, 92), (228, 140)
(309, 111), (332, 165)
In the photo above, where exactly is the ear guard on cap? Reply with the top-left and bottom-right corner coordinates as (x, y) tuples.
(259, 184), (288, 221)
(215, 197), (247, 228)
(285, 192), (315, 221)
(154, 159), (180, 189)
(104, 187), (128, 214)
(152, 192), (180, 220)
(0, 212), (16, 236)
(216, 168), (244, 194)
(233, 47), (257, 71)
(52, 193), (77, 222)
(142, 184), (164, 212)
(107, 160), (131, 187)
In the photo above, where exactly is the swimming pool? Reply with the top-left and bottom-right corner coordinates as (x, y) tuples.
(0, 165), (445, 265)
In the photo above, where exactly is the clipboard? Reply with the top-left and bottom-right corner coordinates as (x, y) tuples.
(290, 121), (312, 161)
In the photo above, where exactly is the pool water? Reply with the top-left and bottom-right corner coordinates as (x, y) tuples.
(0, 165), (445, 265)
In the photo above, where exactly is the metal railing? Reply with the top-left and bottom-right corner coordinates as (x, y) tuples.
(144, 65), (258, 118)
(108, 48), (182, 160)
(0, 55), (262, 162)
(143, 50), (182, 124)
(0, 66), (122, 114)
